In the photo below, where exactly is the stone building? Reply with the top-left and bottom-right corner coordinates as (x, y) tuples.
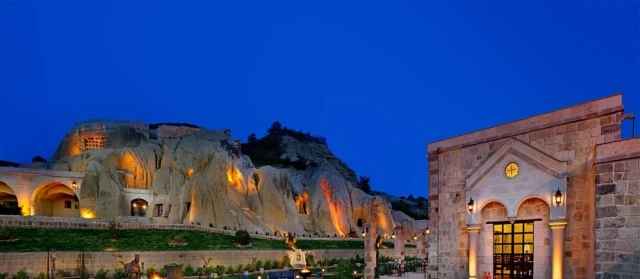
(426, 93), (639, 279)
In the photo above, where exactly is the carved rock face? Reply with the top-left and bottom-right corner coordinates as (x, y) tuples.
(46, 124), (405, 236)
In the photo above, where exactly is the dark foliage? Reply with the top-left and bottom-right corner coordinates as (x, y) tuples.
(357, 176), (371, 194)
(391, 199), (428, 220)
(0, 160), (20, 167)
(31, 156), (47, 163)
(247, 133), (258, 142)
(266, 121), (327, 146)
(0, 203), (21, 215)
(235, 229), (251, 246)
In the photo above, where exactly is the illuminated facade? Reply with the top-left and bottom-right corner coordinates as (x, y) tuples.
(426, 93), (639, 279)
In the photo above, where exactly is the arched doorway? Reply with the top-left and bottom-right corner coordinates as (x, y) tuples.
(0, 181), (20, 214)
(31, 182), (80, 217)
(130, 199), (148, 216)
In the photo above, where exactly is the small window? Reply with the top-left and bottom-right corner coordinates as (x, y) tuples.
(157, 204), (164, 217)
(64, 201), (71, 209)
(75, 204), (79, 209)
(186, 202), (191, 213)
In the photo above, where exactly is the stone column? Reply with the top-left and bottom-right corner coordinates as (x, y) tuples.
(363, 223), (377, 279)
(417, 231), (427, 260)
(549, 220), (567, 279)
(467, 225), (481, 279)
(393, 226), (405, 262)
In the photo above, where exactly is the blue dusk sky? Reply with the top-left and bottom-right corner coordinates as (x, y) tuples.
(0, 1), (638, 198)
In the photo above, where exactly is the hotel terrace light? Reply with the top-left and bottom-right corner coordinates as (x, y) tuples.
(555, 188), (563, 206)
(72, 181), (77, 188)
(425, 227), (430, 235)
(468, 197), (474, 213)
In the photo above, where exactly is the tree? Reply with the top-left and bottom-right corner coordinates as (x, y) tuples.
(358, 176), (371, 194)
(32, 156), (47, 163)
(247, 133), (258, 143)
(267, 121), (282, 134)
(235, 229), (251, 245)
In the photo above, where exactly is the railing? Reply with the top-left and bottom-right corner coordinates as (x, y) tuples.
(377, 261), (429, 276)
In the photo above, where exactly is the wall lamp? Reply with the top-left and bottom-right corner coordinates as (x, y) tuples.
(362, 231), (366, 237)
(72, 181), (77, 188)
(555, 188), (563, 206)
(425, 227), (430, 235)
(468, 197), (474, 213)
(391, 233), (395, 239)
(413, 234), (417, 241)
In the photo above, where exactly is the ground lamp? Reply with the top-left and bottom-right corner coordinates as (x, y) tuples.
(299, 267), (312, 279)
(468, 197), (474, 213)
(555, 188), (563, 206)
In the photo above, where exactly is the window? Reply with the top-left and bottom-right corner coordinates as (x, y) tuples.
(64, 201), (71, 209)
(493, 222), (534, 278)
(75, 205), (79, 209)
(130, 199), (148, 217)
(157, 204), (164, 217)
(186, 202), (191, 213)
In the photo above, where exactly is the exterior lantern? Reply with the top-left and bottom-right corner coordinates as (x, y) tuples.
(555, 188), (563, 206)
(391, 233), (395, 239)
(413, 234), (417, 240)
(425, 227), (430, 235)
(468, 197), (474, 213)
(362, 231), (366, 237)
(72, 181), (77, 188)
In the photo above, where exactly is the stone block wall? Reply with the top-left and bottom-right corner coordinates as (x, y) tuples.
(594, 138), (640, 278)
(427, 94), (625, 278)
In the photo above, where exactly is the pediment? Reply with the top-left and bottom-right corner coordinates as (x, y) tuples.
(465, 137), (568, 190)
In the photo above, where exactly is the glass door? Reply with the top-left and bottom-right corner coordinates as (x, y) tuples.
(493, 222), (534, 279)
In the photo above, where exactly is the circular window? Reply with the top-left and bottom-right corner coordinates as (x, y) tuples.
(505, 162), (520, 178)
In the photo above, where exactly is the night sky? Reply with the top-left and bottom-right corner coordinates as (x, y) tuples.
(0, 1), (638, 198)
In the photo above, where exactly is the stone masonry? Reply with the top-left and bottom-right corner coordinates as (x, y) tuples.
(427, 93), (626, 279)
(594, 137), (640, 278)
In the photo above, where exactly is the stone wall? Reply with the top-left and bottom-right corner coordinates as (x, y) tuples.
(594, 137), (640, 278)
(0, 249), (418, 276)
(426, 94), (625, 278)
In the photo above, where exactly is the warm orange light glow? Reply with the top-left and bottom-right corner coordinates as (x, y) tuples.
(295, 193), (309, 214)
(81, 209), (95, 219)
(320, 179), (344, 236)
(226, 164), (244, 189)
(151, 272), (163, 279)
(186, 168), (194, 179)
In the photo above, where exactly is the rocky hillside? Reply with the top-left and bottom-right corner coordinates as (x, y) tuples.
(17, 120), (419, 238)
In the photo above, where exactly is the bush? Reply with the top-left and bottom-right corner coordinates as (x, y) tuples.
(35, 273), (45, 279)
(255, 260), (263, 270)
(12, 269), (29, 279)
(282, 255), (290, 268)
(245, 263), (255, 272)
(328, 258), (339, 266)
(0, 273), (8, 279)
(113, 268), (126, 279)
(184, 265), (195, 276)
(159, 268), (167, 278)
(235, 265), (243, 274)
(305, 254), (315, 267)
(272, 259), (281, 269)
(108, 221), (119, 240)
(145, 266), (156, 278)
(225, 265), (234, 274)
(96, 268), (109, 279)
(263, 260), (271, 270)
(235, 229), (251, 245)
(333, 260), (353, 279)
(0, 204), (21, 215)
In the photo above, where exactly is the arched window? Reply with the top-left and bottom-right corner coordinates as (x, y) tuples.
(130, 199), (148, 217)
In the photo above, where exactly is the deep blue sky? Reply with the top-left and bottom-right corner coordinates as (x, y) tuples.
(1, 1), (638, 198)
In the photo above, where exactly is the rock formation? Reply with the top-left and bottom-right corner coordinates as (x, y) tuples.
(28, 120), (418, 237)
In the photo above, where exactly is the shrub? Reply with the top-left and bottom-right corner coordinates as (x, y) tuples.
(263, 260), (271, 270)
(113, 268), (126, 279)
(305, 254), (315, 267)
(12, 269), (28, 279)
(235, 229), (251, 245)
(282, 255), (290, 268)
(255, 260), (263, 270)
(272, 259), (280, 269)
(184, 265), (195, 276)
(159, 268), (167, 278)
(0, 273), (8, 279)
(77, 268), (89, 279)
(0, 227), (15, 240)
(225, 265), (234, 274)
(235, 265), (243, 274)
(35, 273), (46, 279)
(32, 156), (47, 163)
(96, 268), (109, 279)
(328, 258), (339, 266)
(0, 204), (21, 215)
(333, 260), (353, 279)
(245, 263), (255, 272)
(145, 266), (156, 278)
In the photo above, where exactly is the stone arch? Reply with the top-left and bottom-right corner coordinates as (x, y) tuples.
(130, 198), (148, 217)
(30, 182), (80, 217)
(0, 181), (19, 207)
(515, 196), (551, 222)
(480, 200), (509, 223)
